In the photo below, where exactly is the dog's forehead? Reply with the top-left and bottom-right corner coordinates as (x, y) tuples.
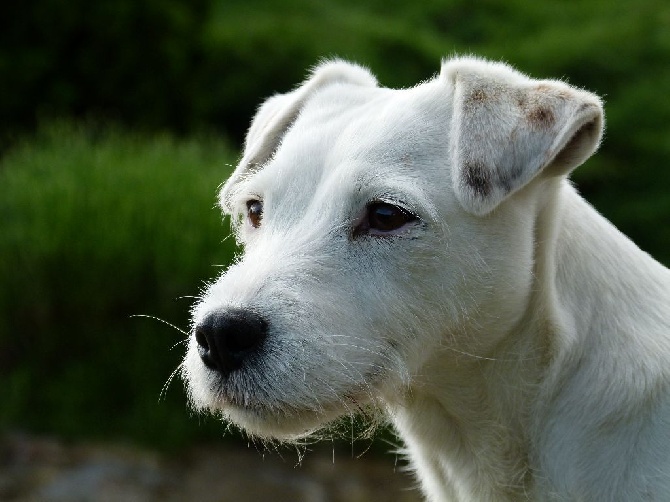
(254, 81), (450, 206)
(298, 81), (446, 158)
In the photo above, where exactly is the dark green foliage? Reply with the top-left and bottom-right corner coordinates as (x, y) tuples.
(1, 0), (210, 137)
(0, 122), (236, 447)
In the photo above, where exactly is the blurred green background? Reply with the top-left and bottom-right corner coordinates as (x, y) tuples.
(1, 0), (669, 450)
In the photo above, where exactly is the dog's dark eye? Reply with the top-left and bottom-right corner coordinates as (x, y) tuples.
(246, 200), (263, 228)
(366, 202), (417, 233)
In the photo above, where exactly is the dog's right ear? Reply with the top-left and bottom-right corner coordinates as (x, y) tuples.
(219, 60), (377, 212)
(443, 57), (604, 216)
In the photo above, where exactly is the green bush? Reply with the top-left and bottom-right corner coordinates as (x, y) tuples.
(0, 122), (237, 447)
(1, 0), (210, 138)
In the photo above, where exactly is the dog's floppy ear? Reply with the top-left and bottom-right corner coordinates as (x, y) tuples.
(443, 58), (604, 216)
(219, 60), (377, 211)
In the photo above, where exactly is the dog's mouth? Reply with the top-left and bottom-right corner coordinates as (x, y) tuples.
(202, 374), (374, 439)
(183, 337), (390, 438)
(206, 363), (375, 411)
(207, 372), (282, 413)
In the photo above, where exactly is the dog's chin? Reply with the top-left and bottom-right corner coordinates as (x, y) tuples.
(222, 404), (339, 440)
(194, 393), (355, 441)
(184, 367), (367, 441)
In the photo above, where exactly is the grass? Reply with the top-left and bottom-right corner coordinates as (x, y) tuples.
(0, 121), (239, 448)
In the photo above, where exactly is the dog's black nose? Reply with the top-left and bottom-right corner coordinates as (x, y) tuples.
(195, 309), (268, 375)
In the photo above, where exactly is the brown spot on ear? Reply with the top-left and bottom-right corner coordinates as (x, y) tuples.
(466, 88), (488, 105)
(527, 106), (555, 129)
(516, 93), (527, 108)
(463, 161), (492, 197)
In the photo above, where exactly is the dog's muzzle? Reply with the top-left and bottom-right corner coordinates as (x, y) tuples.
(194, 309), (268, 376)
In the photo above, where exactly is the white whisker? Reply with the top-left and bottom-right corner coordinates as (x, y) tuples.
(130, 314), (189, 336)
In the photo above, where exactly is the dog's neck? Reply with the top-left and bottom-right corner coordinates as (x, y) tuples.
(385, 180), (670, 501)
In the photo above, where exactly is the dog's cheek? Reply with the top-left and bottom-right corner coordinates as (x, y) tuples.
(336, 246), (448, 368)
(359, 234), (491, 363)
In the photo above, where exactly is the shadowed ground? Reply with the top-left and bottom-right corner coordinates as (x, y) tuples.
(0, 433), (420, 502)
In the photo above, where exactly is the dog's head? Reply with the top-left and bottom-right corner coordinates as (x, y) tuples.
(182, 57), (603, 439)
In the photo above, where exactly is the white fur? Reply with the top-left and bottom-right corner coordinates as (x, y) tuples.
(182, 56), (670, 501)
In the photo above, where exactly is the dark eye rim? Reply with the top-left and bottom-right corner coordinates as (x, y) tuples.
(353, 200), (420, 237)
(246, 199), (263, 228)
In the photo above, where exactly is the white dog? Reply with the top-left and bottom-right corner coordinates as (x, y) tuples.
(183, 57), (670, 501)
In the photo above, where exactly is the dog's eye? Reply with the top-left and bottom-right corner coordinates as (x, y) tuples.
(246, 200), (263, 228)
(366, 202), (417, 233)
